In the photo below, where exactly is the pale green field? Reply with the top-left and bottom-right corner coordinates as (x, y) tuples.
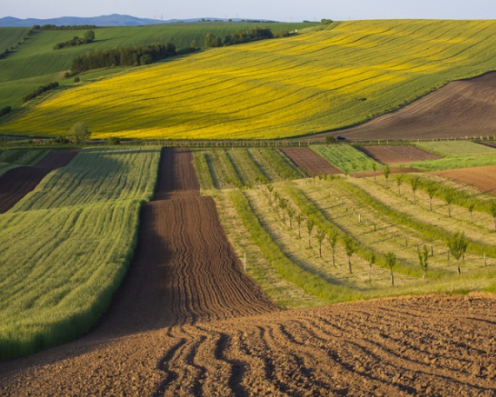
(3, 20), (496, 139)
(0, 147), (160, 360)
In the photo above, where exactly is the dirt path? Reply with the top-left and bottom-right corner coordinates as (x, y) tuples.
(0, 149), (79, 213)
(310, 72), (496, 141)
(2, 148), (496, 396)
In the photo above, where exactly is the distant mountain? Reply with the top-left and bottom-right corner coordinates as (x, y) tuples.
(0, 15), (278, 27)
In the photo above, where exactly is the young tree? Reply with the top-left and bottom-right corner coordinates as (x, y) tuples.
(84, 29), (95, 41)
(410, 176), (420, 205)
(344, 236), (356, 274)
(327, 232), (337, 267)
(69, 122), (90, 143)
(383, 165), (390, 188)
(426, 184), (438, 211)
(343, 166), (349, 179)
(396, 174), (404, 196)
(447, 231), (468, 275)
(266, 184), (273, 204)
(306, 219), (315, 248)
(372, 162), (377, 182)
(316, 228), (326, 258)
(273, 191), (280, 209)
(287, 206), (295, 229)
(418, 245), (429, 280)
(468, 201), (475, 223)
(295, 213), (303, 238)
(386, 252), (396, 286)
(445, 190), (455, 218)
(351, 161), (358, 176)
(368, 252), (376, 282)
(490, 201), (496, 231)
(279, 198), (288, 222)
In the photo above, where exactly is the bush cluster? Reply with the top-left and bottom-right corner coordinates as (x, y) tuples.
(205, 27), (284, 48)
(22, 82), (59, 102)
(71, 42), (176, 74)
(53, 31), (95, 50)
(0, 106), (11, 118)
(33, 24), (97, 31)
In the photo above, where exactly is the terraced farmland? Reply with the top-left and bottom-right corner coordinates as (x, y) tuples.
(4, 20), (496, 139)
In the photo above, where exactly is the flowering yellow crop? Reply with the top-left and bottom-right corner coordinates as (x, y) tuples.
(3, 19), (496, 139)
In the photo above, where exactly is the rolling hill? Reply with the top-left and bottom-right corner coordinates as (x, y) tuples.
(2, 19), (496, 140)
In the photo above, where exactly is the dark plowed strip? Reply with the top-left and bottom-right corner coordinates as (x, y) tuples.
(357, 145), (442, 165)
(0, 150), (79, 213)
(280, 147), (341, 175)
(154, 147), (200, 200)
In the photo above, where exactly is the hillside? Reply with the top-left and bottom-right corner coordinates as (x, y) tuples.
(0, 22), (315, 109)
(2, 19), (496, 140)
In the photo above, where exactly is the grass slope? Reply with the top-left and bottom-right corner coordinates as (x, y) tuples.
(3, 20), (496, 139)
(0, 23), (316, 109)
(0, 147), (160, 360)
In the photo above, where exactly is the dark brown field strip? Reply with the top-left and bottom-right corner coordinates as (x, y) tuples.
(280, 147), (341, 175)
(0, 150), (79, 213)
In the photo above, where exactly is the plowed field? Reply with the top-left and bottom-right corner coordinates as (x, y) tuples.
(433, 164), (496, 195)
(314, 72), (496, 141)
(358, 145), (442, 165)
(280, 147), (341, 176)
(2, 149), (496, 397)
(0, 149), (78, 213)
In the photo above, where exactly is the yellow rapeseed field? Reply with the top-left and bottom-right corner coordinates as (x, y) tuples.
(2, 20), (496, 139)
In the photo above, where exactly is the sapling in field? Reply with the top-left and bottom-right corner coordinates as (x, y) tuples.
(372, 162), (377, 182)
(444, 190), (455, 218)
(279, 198), (288, 222)
(418, 245), (429, 280)
(410, 176), (420, 205)
(386, 251), (396, 286)
(490, 201), (496, 231)
(468, 201), (475, 223)
(447, 231), (468, 275)
(306, 219), (315, 248)
(368, 252), (376, 282)
(295, 212), (303, 238)
(266, 184), (273, 203)
(383, 165), (390, 188)
(344, 235), (356, 274)
(327, 231), (337, 267)
(316, 228), (326, 258)
(287, 206), (295, 229)
(396, 174), (404, 196)
(426, 184), (438, 211)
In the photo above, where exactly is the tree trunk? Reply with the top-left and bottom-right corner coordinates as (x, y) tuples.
(390, 271), (394, 287)
(398, 186), (401, 196)
(308, 236), (311, 248)
(448, 205), (451, 218)
(413, 191), (416, 205)
(319, 243), (322, 258)
(429, 198), (432, 211)
(457, 264), (461, 275)
(369, 265), (372, 282)
(422, 269), (426, 281)
(332, 252), (335, 267)
(470, 211), (473, 223)
(348, 257), (352, 274)
(298, 226), (301, 238)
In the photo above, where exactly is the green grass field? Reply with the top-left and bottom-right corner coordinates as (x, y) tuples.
(311, 144), (383, 172)
(0, 22), (316, 109)
(0, 147), (160, 360)
(3, 20), (496, 139)
(415, 141), (496, 157)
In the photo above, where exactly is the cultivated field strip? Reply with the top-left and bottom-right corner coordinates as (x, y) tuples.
(311, 144), (383, 173)
(11, 147), (159, 211)
(434, 165), (496, 195)
(6, 20), (496, 139)
(0, 149), (78, 213)
(280, 147), (341, 176)
(0, 147), (161, 360)
(154, 295), (496, 396)
(356, 145), (442, 165)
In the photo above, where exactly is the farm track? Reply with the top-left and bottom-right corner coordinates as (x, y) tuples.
(280, 147), (341, 175)
(2, 149), (496, 396)
(0, 149), (79, 213)
(314, 72), (496, 140)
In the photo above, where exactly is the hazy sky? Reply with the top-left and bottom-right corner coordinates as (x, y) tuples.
(2, 0), (496, 21)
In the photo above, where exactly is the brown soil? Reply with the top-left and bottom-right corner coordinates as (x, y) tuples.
(2, 148), (496, 396)
(312, 72), (496, 141)
(280, 147), (341, 175)
(0, 149), (79, 213)
(433, 164), (496, 195)
(357, 145), (442, 165)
